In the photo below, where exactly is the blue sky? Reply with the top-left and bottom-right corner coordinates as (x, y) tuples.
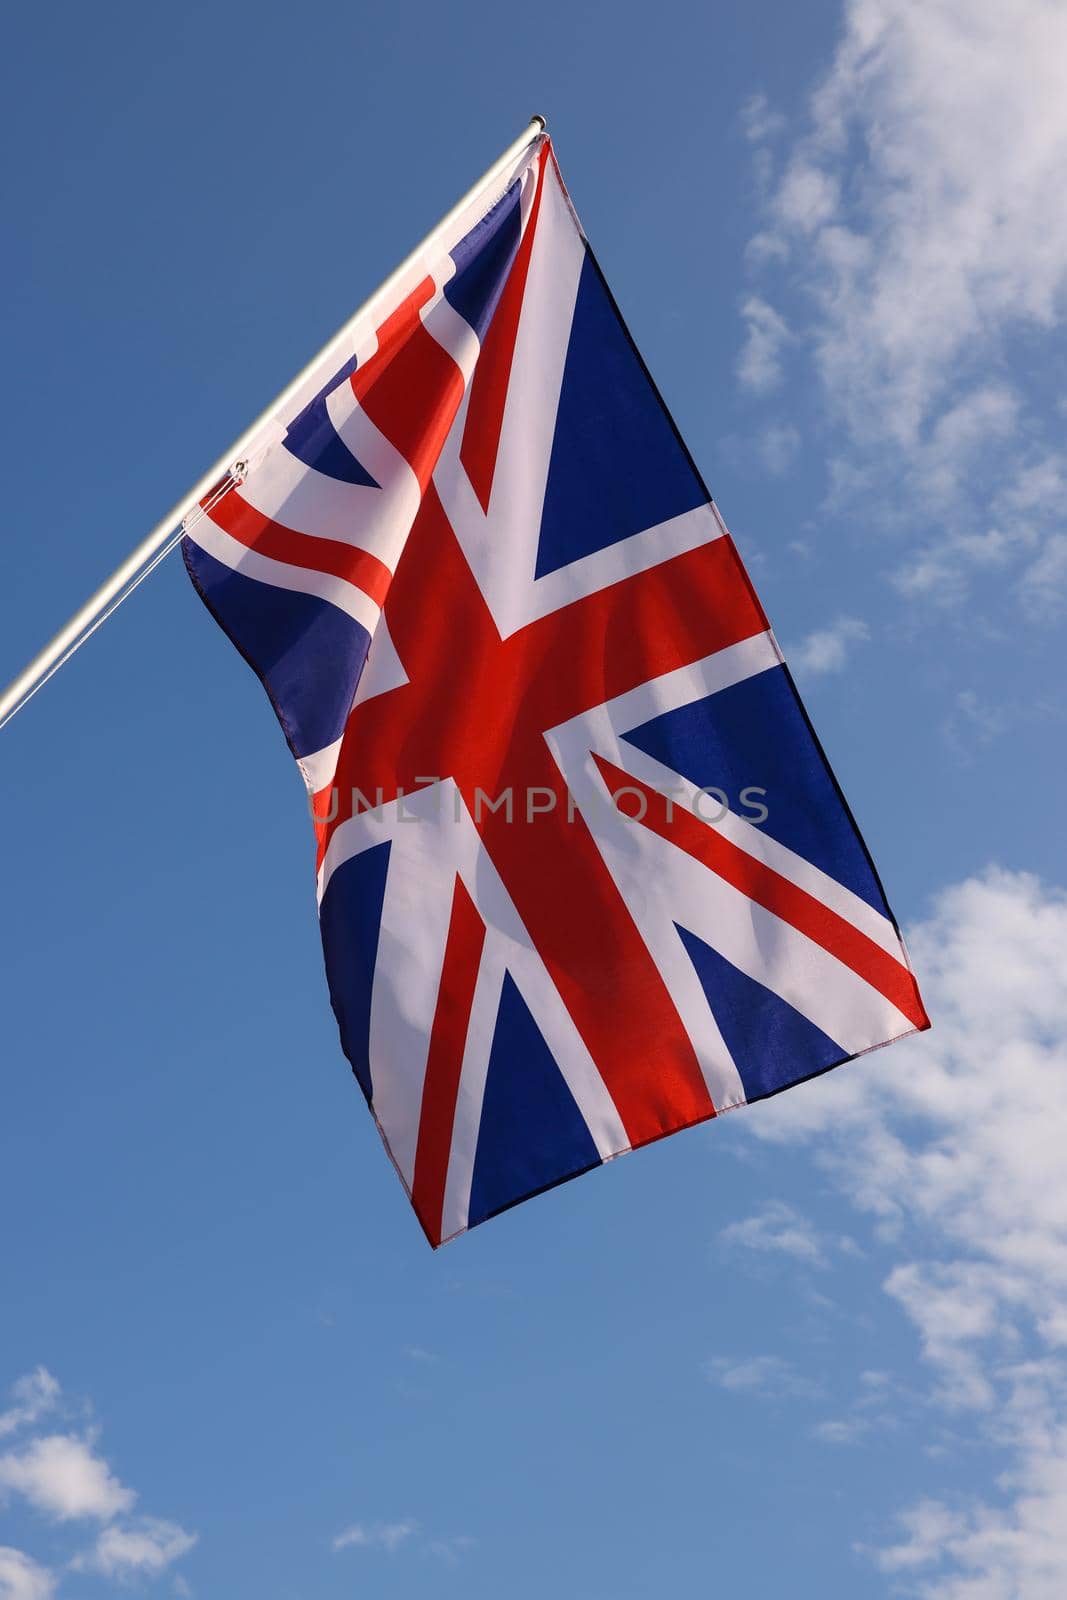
(3, 1), (1067, 1596)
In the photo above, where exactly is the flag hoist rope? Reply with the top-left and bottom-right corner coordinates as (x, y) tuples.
(0, 115), (547, 734)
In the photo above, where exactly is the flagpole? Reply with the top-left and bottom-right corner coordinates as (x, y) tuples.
(0, 116), (547, 733)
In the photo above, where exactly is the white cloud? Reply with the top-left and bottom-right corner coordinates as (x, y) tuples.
(812, 1417), (869, 1446)
(883, 1261), (1010, 1411)
(747, 867), (1067, 1593)
(757, 422), (801, 476)
(750, 1), (1067, 611)
(704, 1355), (820, 1401)
(943, 690), (1008, 756)
(740, 91), (786, 144)
(861, 1369), (890, 1390)
(715, 422), (801, 481)
(789, 615), (869, 675)
(0, 1549), (54, 1600)
(812, 1371), (898, 1447)
(72, 1518), (197, 1580)
(769, 0), (1067, 440)
(1020, 532), (1067, 620)
(875, 1499), (969, 1574)
(332, 1519), (416, 1554)
(0, 1373), (195, 1592)
(916, 385), (1020, 509)
(0, 1373), (59, 1442)
(737, 296), (792, 394)
(751, 869), (1067, 1283)
(0, 1434), (134, 1522)
(330, 1517), (472, 1567)
(890, 534), (1006, 606)
(428, 1534), (477, 1566)
(775, 160), (839, 236)
(874, 1442), (1067, 1600)
(404, 1345), (439, 1364)
(889, 447), (1067, 609)
(719, 1200), (827, 1265)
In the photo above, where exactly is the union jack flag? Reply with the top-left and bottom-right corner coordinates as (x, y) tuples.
(183, 136), (929, 1244)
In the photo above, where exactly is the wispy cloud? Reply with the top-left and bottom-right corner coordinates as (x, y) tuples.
(0, 1372), (59, 1443)
(874, 1499), (970, 1574)
(331, 1517), (474, 1567)
(1020, 531), (1067, 620)
(759, 2), (1067, 440)
(888, 448), (1067, 612)
(0, 1371), (195, 1592)
(736, 297), (792, 394)
(428, 1534), (477, 1566)
(332, 1520), (417, 1554)
(743, 0), (1067, 615)
(756, 423), (801, 476)
(811, 1371), (899, 1449)
(719, 1200), (828, 1265)
(789, 616), (868, 675)
(740, 91), (786, 145)
(0, 1434), (135, 1523)
(811, 1417), (870, 1446)
(404, 1345), (439, 1365)
(870, 1443), (1067, 1600)
(71, 1519), (197, 1580)
(704, 1354), (821, 1401)
(943, 690), (1008, 755)
(0, 1548), (55, 1600)
(748, 865), (1067, 1593)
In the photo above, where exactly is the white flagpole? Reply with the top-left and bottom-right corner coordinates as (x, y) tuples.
(0, 115), (547, 733)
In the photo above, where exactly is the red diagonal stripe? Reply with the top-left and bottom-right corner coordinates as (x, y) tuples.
(349, 276), (437, 404)
(459, 144), (549, 512)
(465, 738), (717, 1149)
(592, 755), (929, 1030)
(203, 487), (393, 607)
(357, 322), (465, 495)
(521, 534), (768, 733)
(410, 878), (486, 1246)
(318, 507), (765, 866)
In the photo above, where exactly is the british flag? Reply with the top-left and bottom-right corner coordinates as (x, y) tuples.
(183, 135), (929, 1245)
